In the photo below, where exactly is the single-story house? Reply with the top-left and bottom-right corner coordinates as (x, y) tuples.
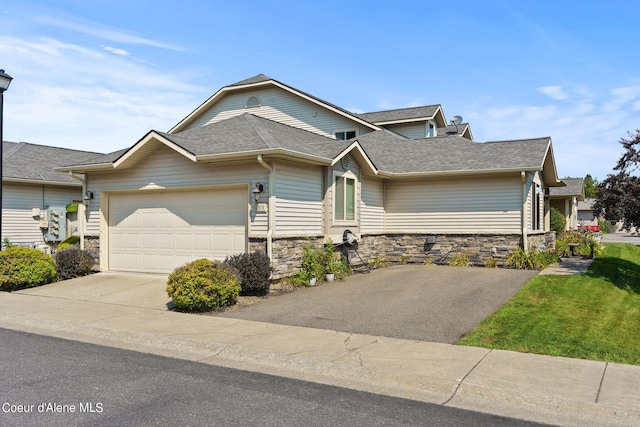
(58, 74), (564, 276)
(549, 177), (585, 230)
(2, 141), (102, 249)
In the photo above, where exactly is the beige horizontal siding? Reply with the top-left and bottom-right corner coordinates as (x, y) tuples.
(274, 162), (323, 235)
(86, 145), (269, 235)
(2, 183), (81, 243)
(360, 177), (385, 234)
(383, 122), (426, 139)
(186, 87), (368, 138)
(385, 178), (522, 233)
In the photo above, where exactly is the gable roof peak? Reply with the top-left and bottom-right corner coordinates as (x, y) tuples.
(228, 74), (273, 87)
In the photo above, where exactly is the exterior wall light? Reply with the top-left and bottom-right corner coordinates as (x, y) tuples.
(253, 182), (264, 201)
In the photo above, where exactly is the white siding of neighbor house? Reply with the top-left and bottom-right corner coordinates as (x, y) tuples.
(360, 177), (385, 234)
(382, 122), (427, 139)
(273, 161), (323, 236)
(385, 177), (522, 233)
(85, 145), (269, 236)
(185, 86), (372, 139)
(2, 182), (81, 244)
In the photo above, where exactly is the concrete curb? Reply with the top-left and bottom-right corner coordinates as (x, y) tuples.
(1, 292), (639, 426)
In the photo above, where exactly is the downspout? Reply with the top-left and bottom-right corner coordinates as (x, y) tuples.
(257, 155), (274, 260)
(68, 171), (86, 250)
(521, 171), (528, 251)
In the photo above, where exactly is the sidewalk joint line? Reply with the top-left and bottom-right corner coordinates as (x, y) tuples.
(595, 361), (608, 403)
(442, 348), (492, 406)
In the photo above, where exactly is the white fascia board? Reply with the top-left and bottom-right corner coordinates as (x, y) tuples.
(377, 167), (540, 180)
(168, 81), (274, 134)
(55, 163), (115, 172)
(196, 148), (332, 165)
(170, 79), (382, 134)
(113, 132), (197, 169)
(331, 141), (378, 175)
(3, 177), (82, 187)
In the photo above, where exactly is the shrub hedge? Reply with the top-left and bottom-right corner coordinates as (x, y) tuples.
(55, 247), (95, 280)
(166, 259), (240, 311)
(224, 252), (272, 296)
(0, 246), (58, 291)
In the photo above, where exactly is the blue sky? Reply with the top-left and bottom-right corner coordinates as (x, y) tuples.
(2, 1), (639, 180)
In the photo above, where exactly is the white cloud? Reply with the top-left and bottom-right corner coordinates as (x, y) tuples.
(102, 46), (130, 56)
(538, 85), (569, 100)
(465, 87), (633, 180)
(1, 35), (207, 154)
(33, 14), (186, 52)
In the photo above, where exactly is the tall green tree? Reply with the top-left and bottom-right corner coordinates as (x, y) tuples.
(593, 130), (640, 230)
(584, 174), (598, 198)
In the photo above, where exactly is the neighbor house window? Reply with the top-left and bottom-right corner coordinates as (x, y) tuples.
(334, 129), (357, 140)
(334, 174), (356, 221)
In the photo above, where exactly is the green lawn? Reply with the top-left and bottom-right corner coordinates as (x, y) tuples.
(458, 243), (640, 366)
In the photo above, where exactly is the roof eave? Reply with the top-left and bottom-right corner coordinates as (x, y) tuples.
(3, 177), (82, 187)
(169, 78), (382, 134)
(55, 163), (115, 172)
(377, 167), (540, 179)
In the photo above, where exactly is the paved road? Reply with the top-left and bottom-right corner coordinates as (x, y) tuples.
(219, 265), (537, 344)
(0, 328), (545, 427)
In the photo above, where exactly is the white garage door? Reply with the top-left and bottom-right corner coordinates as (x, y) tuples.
(108, 187), (247, 273)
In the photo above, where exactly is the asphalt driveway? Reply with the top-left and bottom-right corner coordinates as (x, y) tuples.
(16, 265), (536, 345)
(220, 265), (537, 344)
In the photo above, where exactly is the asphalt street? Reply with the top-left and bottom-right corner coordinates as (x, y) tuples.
(0, 328), (547, 427)
(219, 264), (537, 343)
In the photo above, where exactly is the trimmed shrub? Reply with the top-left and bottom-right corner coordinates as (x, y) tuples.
(224, 252), (272, 296)
(166, 259), (240, 311)
(0, 246), (58, 291)
(55, 248), (95, 280)
(57, 235), (81, 252)
(550, 207), (566, 235)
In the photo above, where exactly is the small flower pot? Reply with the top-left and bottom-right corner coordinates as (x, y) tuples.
(309, 277), (317, 286)
(325, 273), (335, 282)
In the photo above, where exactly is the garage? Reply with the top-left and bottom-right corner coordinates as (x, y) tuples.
(107, 187), (248, 273)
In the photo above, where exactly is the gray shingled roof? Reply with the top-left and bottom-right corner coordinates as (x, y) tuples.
(550, 177), (584, 196)
(64, 114), (551, 177)
(355, 105), (440, 124)
(356, 132), (550, 174)
(3, 141), (103, 184)
(159, 114), (348, 160)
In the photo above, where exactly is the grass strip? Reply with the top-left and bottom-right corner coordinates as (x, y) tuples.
(458, 243), (640, 366)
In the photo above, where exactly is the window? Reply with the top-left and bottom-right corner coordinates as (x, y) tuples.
(334, 129), (357, 140)
(427, 122), (435, 137)
(334, 174), (356, 221)
(532, 184), (541, 230)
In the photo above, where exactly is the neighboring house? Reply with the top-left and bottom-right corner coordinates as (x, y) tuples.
(577, 198), (597, 226)
(58, 74), (564, 276)
(549, 177), (585, 230)
(2, 141), (102, 247)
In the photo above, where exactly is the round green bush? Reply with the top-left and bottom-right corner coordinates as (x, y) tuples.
(0, 246), (58, 291)
(166, 259), (241, 311)
(55, 247), (95, 280)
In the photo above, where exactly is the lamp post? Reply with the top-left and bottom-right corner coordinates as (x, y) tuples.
(0, 69), (13, 249)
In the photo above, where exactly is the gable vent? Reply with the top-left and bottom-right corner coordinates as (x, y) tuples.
(246, 96), (261, 108)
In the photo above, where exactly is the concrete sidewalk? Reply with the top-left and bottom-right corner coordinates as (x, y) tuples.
(0, 274), (638, 426)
